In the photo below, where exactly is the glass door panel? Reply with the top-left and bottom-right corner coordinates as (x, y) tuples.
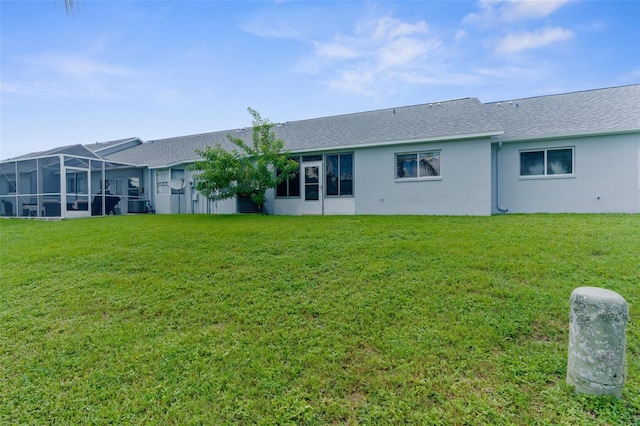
(304, 165), (319, 201)
(302, 161), (322, 215)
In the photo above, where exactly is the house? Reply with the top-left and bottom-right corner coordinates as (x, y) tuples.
(1, 84), (638, 218)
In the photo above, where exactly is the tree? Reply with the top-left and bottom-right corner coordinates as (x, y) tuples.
(191, 108), (299, 210)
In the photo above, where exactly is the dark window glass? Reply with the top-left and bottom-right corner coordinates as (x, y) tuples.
(520, 148), (573, 176)
(305, 185), (319, 201)
(326, 155), (339, 196)
(289, 168), (300, 197)
(128, 177), (140, 197)
(520, 151), (544, 176)
(325, 153), (353, 196)
(304, 165), (320, 201)
(276, 176), (288, 197)
(418, 152), (440, 177)
(547, 149), (572, 175)
(340, 153), (353, 195)
(276, 159), (300, 197)
(397, 154), (417, 178)
(305, 165), (319, 184)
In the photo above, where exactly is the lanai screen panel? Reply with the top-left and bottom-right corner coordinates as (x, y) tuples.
(0, 154), (137, 218)
(0, 161), (18, 217)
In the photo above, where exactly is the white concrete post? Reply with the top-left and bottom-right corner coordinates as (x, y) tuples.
(566, 287), (628, 397)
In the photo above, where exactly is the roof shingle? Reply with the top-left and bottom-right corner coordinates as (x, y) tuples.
(103, 97), (503, 167)
(485, 84), (640, 141)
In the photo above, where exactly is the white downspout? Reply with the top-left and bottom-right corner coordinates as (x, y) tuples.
(496, 142), (508, 213)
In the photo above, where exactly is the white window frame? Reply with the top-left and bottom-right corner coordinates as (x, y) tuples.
(395, 150), (442, 181)
(519, 147), (575, 179)
(156, 169), (170, 194)
(276, 157), (301, 198)
(325, 152), (354, 197)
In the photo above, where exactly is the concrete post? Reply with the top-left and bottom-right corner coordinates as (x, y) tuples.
(566, 287), (628, 398)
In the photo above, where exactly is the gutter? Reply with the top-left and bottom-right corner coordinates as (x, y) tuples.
(493, 127), (640, 145)
(287, 130), (504, 154)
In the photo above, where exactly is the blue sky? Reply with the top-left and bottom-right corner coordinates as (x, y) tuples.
(1, 0), (639, 160)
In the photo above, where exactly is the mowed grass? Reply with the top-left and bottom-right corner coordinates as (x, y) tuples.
(1, 214), (638, 425)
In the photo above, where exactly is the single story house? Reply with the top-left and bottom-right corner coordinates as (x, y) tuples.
(1, 84), (638, 218)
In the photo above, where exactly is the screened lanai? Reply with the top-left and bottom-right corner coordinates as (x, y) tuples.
(0, 145), (143, 219)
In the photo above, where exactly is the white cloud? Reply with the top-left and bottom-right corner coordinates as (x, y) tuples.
(325, 67), (377, 95)
(369, 16), (428, 39)
(454, 29), (467, 42)
(0, 79), (121, 101)
(296, 15), (446, 95)
(1, 52), (144, 101)
(495, 27), (574, 54)
(315, 39), (359, 60)
(500, 0), (570, 22)
(464, 0), (570, 25)
(475, 63), (551, 80)
(377, 37), (437, 68)
(242, 20), (308, 39)
(35, 53), (136, 78)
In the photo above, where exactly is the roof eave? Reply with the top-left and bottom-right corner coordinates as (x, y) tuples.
(287, 130), (504, 154)
(493, 127), (640, 144)
(92, 137), (144, 154)
(148, 159), (198, 169)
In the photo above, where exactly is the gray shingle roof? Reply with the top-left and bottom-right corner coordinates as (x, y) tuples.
(6, 144), (101, 161)
(271, 97), (502, 151)
(8, 85), (634, 166)
(85, 137), (142, 155)
(103, 97), (503, 167)
(101, 131), (239, 167)
(485, 84), (640, 141)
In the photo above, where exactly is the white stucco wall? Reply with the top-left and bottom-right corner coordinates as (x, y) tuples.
(273, 188), (356, 215)
(145, 133), (640, 216)
(273, 198), (302, 215)
(354, 138), (493, 215)
(324, 198), (356, 215)
(496, 133), (640, 213)
(154, 194), (171, 214)
(151, 168), (189, 214)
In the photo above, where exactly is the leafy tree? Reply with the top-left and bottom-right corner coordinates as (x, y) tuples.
(191, 108), (299, 210)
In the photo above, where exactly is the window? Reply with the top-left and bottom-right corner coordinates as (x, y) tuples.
(276, 158), (300, 197)
(520, 148), (573, 177)
(66, 171), (87, 194)
(6, 179), (16, 194)
(326, 153), (353, 196)
(100, 179), (112, 194)
(156, 169), (170, 194)
(114, 179), (124, 196)
(171, 169), (185, 194)
(128, 177), (140, 197)
(396, 151), (441, 180)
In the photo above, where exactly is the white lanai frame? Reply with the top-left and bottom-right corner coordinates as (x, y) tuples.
(0, 147), (140, 219)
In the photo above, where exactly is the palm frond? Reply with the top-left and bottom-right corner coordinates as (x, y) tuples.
(61, 0), (78, 15)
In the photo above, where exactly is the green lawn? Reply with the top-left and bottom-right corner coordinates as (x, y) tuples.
(1, 214), (638, 425)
